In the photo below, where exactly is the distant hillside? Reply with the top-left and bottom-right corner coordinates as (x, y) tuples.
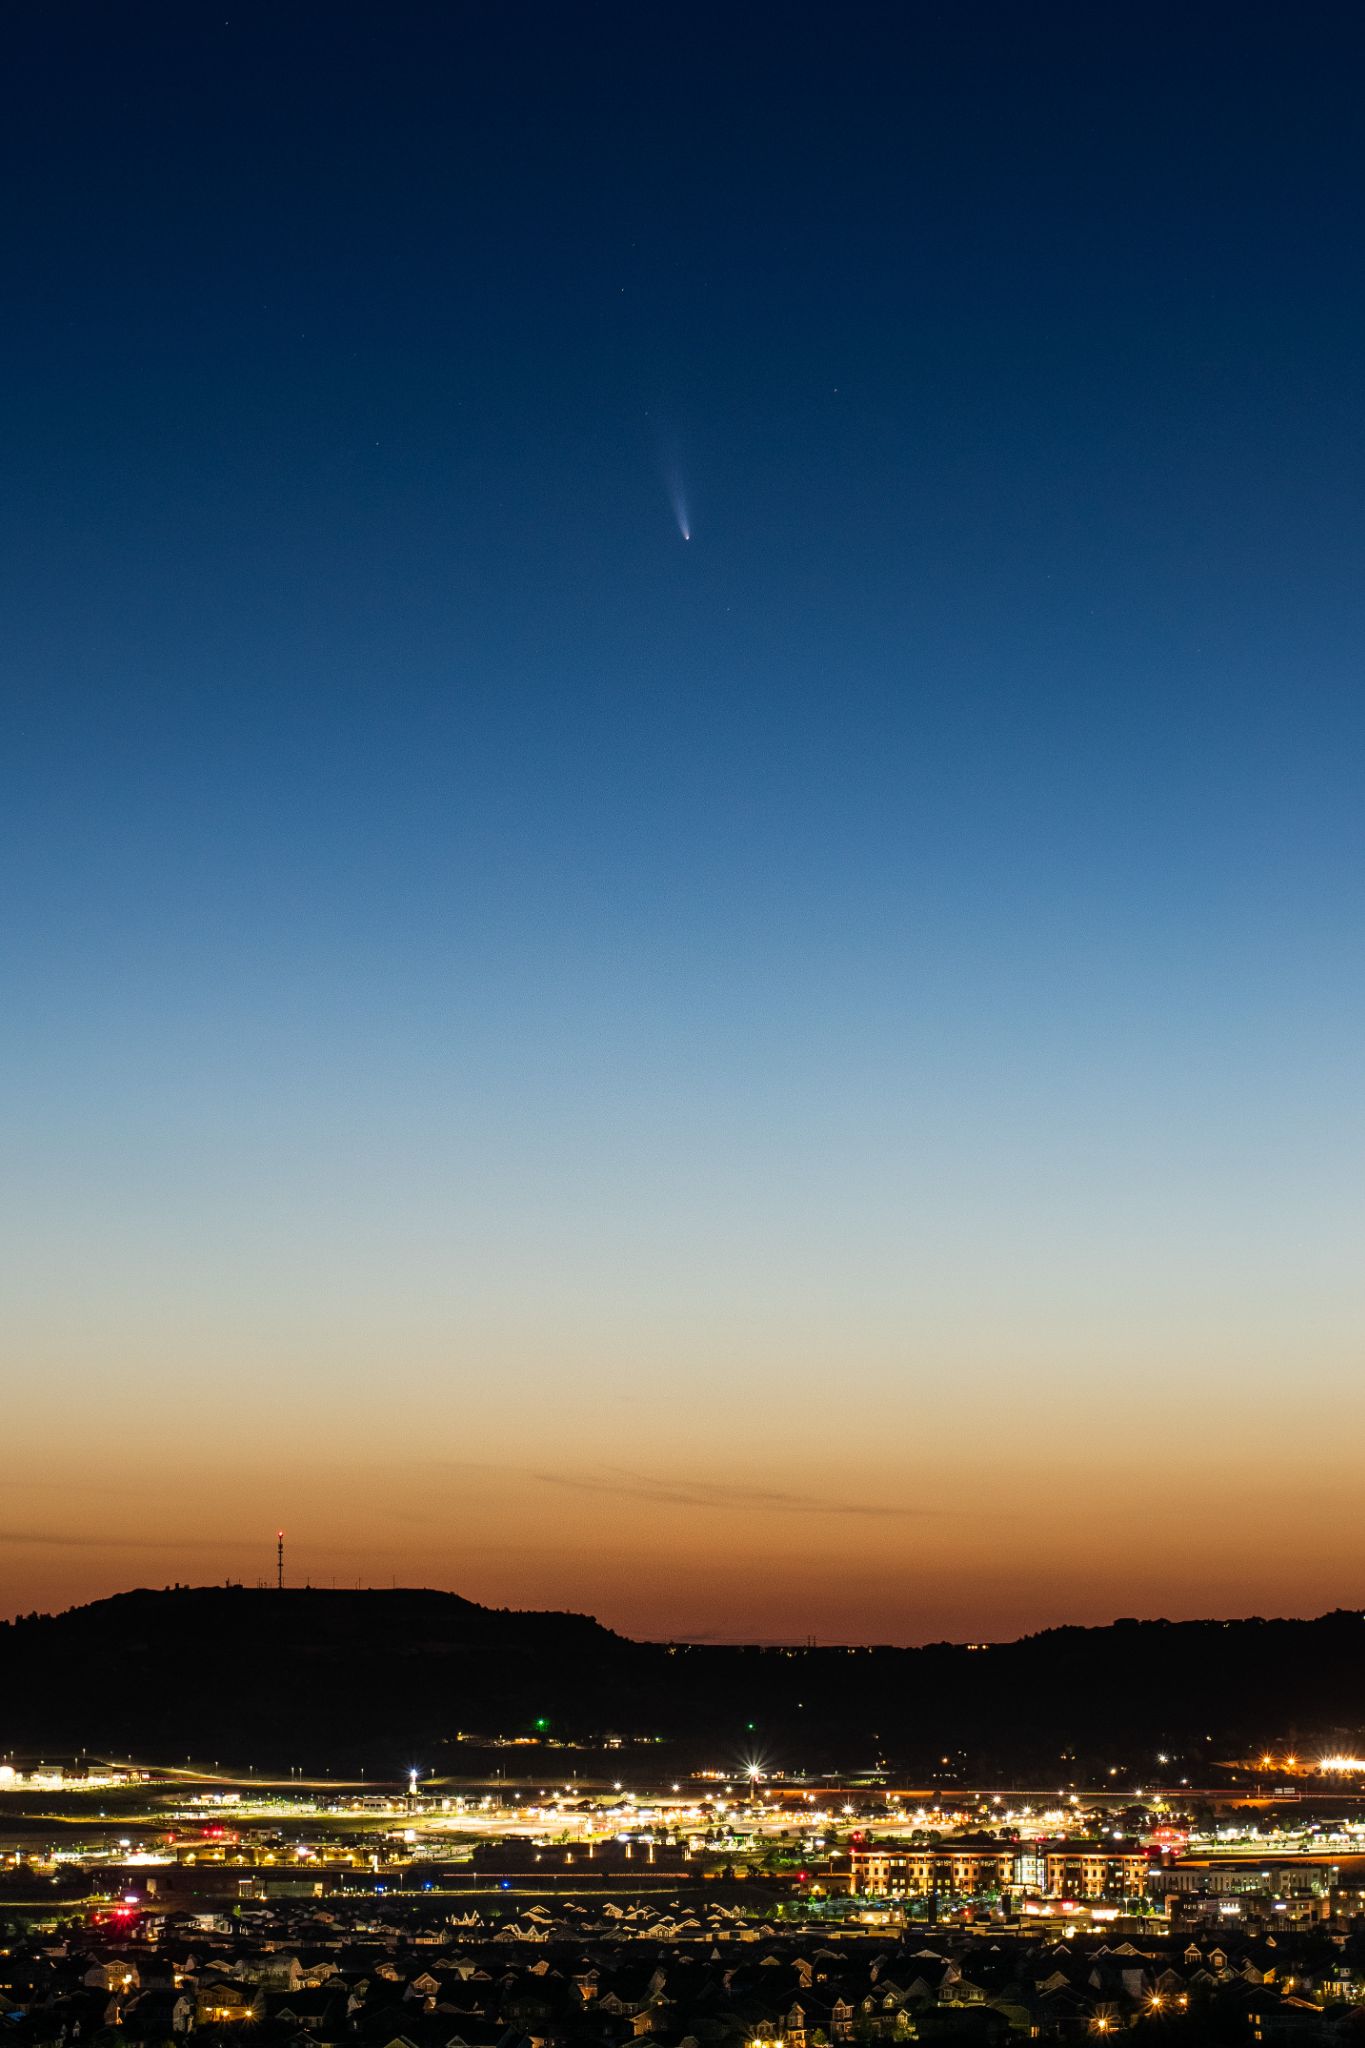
(3, 1588), (1364, 1777)
(0, 1586), (634, 1768)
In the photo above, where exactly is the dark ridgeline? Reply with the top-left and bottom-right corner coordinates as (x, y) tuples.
(1, 1588), (1363, 1774)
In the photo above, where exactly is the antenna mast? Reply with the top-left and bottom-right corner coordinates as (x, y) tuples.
(277, 1529), (285, 1591)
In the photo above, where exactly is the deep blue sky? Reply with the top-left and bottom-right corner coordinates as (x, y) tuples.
(4, 3), (1364, 1639)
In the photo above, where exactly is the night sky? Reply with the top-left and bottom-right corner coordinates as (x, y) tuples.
(4, 3), (1365, 1641)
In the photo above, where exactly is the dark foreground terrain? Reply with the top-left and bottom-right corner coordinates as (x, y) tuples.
(3, 1587), (1365, 1777)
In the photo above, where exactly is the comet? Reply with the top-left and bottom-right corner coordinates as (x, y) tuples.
(670, 485), (691, 541)
(664, 453), (691, 540)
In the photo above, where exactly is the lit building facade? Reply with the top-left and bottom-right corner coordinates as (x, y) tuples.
(849, 1842), (1150, 1903)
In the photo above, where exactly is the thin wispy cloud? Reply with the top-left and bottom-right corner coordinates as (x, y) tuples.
(528, 1468), (935, 1518)
(0, 1529), (227, 1552)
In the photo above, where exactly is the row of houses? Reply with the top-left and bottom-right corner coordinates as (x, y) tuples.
(3, 1903), (1365, 2044)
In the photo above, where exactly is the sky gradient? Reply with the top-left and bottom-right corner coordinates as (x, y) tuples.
(3, 2), (1365, 1642)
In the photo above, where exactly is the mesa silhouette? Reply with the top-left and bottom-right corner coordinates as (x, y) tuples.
(2, 1587), (1361, 1777)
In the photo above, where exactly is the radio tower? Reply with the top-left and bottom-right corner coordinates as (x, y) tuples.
(277, 1529), (285, 1591)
